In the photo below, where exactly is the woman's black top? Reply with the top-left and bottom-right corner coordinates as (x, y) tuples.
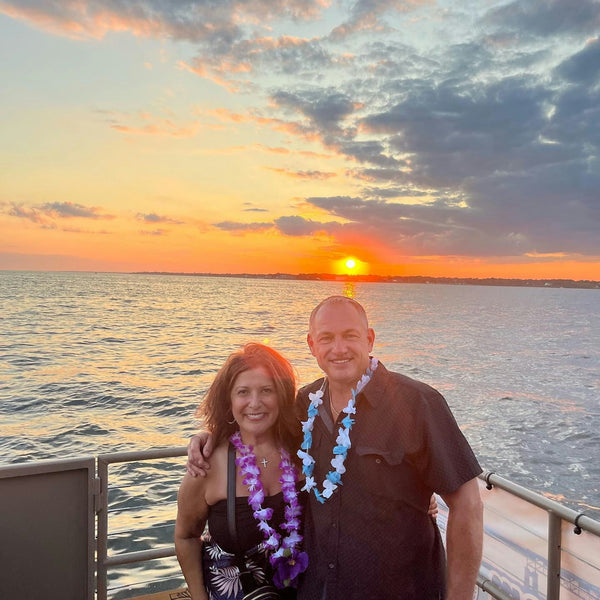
(207, 492), (286, 553)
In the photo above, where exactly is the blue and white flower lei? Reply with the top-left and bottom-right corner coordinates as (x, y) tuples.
(297, 357), (378, 503)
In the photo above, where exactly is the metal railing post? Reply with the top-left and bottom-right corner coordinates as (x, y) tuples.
(476, 574), (515, 600)
(97, 457), (109, 600)
(547, 511), (562, 600)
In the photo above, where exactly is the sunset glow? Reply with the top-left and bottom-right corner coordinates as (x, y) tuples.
(0, 3), (599, 280)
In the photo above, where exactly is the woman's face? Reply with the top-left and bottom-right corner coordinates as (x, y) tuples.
(230, 366), (280, 440)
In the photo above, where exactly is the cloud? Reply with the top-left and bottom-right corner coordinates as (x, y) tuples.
(359, 74), (556, 187)
(485, 0), (600, 38)
(198, 0), (598, 262)
(265, 167), (337, 180)
(554, 37), (600, 84)
(4, 201), (114, 223)
(140, 229), (167, 235)
(274, 214), (340, 236)
(108, 113), (200, 137)
(294, 177), (600, 257)
(41, 202), (113, 219)
(213, 221), (272, 233)
(5, 203), (48, 225)
(270, 89), (359, 132)
(3, 0), (599, 265)
(97, 108), (196, 137)
(0, 0), (329, 41)
(330, 0), (432, 40)
(136, 213), (184, 224)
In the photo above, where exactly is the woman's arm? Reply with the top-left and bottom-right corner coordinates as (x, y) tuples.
(175, 473), (211, 600)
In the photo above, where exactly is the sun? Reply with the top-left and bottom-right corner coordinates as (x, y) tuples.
(333, 256), (368, 276)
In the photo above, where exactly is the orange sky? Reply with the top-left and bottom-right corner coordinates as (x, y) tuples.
(1, 3), (599, 281)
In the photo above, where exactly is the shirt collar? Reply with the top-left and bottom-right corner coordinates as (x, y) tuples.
(359, 358), (388, 408)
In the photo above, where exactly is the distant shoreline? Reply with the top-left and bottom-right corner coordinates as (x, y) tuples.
(131, 271), (600, 289)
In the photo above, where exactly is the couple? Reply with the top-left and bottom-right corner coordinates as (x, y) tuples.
(175, 295), (483, 600)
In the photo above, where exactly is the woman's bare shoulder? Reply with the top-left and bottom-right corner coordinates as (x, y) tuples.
(208, 441), (229, 470)
(201, 441), (229, 505)
(178, 444), (228, 508)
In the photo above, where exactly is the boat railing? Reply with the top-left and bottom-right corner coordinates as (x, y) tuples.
(96, 449), (600, 600)
(96, 447), (189, 599)
(474, 471), (600, 600)
(2, 448), (599, 600)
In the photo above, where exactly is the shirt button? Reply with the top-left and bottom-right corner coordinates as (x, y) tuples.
(331, 522), (337, 528)
(375, 458), (382, 464)
(328, 563), (335, 569)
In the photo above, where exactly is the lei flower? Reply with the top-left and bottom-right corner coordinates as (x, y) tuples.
(230, 431), (308, 588)
(298, 357), (378, 503)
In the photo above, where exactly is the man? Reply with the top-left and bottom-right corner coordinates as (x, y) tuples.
(188, 296), (483, 599)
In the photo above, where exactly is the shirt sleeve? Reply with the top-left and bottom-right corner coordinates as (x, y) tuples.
(415, 386), (482, 494)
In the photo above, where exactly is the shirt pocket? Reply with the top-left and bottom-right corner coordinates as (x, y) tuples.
(354, 444), (428, 514)
(353, 445), (405, 499)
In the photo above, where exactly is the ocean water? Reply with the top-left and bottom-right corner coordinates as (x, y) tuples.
(1, 271), (599, 596)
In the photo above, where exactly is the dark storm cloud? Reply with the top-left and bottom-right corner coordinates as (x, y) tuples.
(554, 38), (600, 84)
(274, 215), (342, 236)
(361, 75), (554, 186)
(485, 0), (600, 37)
(336, 140), (401, 167)
(298, 195), (532, 257)
(362, 187), (431, 199)
(271, 90), (358, 131)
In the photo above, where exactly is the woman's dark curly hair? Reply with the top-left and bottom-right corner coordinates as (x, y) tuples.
(197, 343), (301, 458)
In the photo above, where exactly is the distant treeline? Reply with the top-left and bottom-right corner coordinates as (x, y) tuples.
(133, 272), (600, 289)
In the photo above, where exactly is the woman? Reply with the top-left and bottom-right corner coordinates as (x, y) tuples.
(175, 343), (307, 600)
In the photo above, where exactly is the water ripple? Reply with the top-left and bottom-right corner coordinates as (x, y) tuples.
(1, 271), (599, 593)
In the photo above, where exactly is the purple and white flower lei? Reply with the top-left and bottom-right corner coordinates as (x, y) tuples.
(230, 431), (308, 588)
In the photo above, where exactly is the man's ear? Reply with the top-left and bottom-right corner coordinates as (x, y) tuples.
(367, 327), (375, 352)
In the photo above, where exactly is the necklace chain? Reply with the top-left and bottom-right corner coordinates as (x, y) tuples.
(298, 357), (378, 503)
(330, 400), (341, 420)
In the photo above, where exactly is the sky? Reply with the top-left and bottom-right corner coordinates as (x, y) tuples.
(1, 0), (599, 279)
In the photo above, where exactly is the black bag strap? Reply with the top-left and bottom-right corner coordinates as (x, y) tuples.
(227, 442), (238, 548)
(227, 443), (258, 593)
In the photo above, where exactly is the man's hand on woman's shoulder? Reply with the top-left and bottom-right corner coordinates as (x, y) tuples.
(186, 432), (213, 477)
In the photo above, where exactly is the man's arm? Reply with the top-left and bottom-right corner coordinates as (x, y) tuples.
(441, 478), (483, 600)
(186, 432), (214, 477)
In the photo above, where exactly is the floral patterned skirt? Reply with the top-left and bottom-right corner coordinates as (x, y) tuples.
(201, 531), (276, 600)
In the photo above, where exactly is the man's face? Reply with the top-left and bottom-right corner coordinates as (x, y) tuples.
(307, 300), (375, 389)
